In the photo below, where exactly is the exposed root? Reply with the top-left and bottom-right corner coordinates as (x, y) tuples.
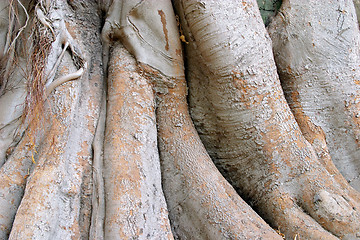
(6, 0), (29, 56)
(88, 27), (111, 239)
(45, 65), (85, 96)
(89, 89), (106, 240)
(102, 44), (173, 239)
(174, 0), (360, 238)
(46, 41), (69, 80)
(44, 21), (87, 97)
(0, 125), (42, 239)
(8, 1), (103, 234)
(268, 0), (360, 191)
(35, 4), (55, 37)
(152, 69), (281, 239)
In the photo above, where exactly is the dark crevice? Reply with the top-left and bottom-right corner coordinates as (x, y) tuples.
(257, 0), (282, 26)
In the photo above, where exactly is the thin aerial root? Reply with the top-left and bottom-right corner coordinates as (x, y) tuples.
(3, 9), (14, 57)
(89, 90), (106, 240)
(45, 66), (85, 96)
(46, 41), (69, 80)
(35, 5), (55, 37)
(45, 22), (87, 97)
(6, 0), (29, 55)
(0, 1), (20, 94)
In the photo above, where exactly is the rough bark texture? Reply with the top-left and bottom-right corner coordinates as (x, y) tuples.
(103, 43), (173, 239)
(6, 1), (103, 239)
(102, 0), (280, 238)
(0, 0), (359, 239)
(174, 0), (360, 238)
(269, 0), (360, 190)
(154, 71), (281, 240)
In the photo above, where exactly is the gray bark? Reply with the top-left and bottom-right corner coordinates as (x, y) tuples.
(103, 43), (173, 239)
(269, 0), (360, 190)
(0, 0), (359, 239)
(175, 0), (360, 238)
(8, 1), (103, 238)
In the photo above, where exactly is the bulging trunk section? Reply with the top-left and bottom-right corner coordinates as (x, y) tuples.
(8, 1), (103, 239)
(153, 71), (281, 239)
(100, 0), (281, 238)
(103, 43), (173, 239)
(268, 0), (360, 191)
(0, 0), (359, 239)
(174, 0), (360, 238)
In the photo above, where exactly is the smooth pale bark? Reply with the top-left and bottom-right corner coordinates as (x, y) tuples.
(8, 1), (103, 239)
(102, 43), (173, 239)
(354, 0), (360, 24)
(1, 0), (359, 239)
(101, 1), (174, 238)
(174, 0), (360, 239)
(101, 0), (184, 79)
(269, 0), (360, 190)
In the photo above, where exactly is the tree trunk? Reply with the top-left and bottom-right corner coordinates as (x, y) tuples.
(0, 0), (359, 239)
(174, 0), (360, 238)
(103, 43), (173, 239)
(269, 0), (360, 190)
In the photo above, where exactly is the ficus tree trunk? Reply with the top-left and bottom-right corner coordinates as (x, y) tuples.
(0, 0), (359, 239)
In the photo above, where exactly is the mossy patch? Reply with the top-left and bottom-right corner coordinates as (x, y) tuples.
(257, 0), (282, 26)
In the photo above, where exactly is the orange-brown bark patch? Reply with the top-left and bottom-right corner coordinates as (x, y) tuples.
(232, 70), (265, 109)
(65, 21), (77, 40)
(158, 10), (169, 51)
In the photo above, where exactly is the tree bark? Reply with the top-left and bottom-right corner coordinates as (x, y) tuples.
(103, 43), (173, 239)
(7, 1), (103, 239)
(174, 0), (360, 238)
(0, 0), (359, 239)
(269, 0), (360, 190)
